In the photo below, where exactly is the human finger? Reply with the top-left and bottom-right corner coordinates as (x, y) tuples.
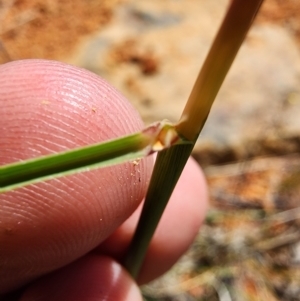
(20, 255), (142, 301)
(98, 156), (208, 283)
(0, 59), (152, 293)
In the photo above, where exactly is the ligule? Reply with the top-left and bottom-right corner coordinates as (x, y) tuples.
(143, 120), (191, 153)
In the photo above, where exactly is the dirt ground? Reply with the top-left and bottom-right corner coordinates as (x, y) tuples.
(0, 0), (300, 61)
(0, 0), (123, 62)
(1, 1), (300, 300)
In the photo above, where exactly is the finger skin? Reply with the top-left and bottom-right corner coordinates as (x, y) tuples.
(20, 255), (143, 301)
(0, 59), (152, 293)
(98, 156), (208, 284)
(0, 59), (208, 298)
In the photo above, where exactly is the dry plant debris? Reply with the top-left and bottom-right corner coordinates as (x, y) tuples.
(143, 155), (300, 301)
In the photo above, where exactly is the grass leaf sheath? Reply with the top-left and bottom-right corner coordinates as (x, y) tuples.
(123, 0), (264, 279)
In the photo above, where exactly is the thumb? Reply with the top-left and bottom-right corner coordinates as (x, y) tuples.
(0, 59), (152, 293)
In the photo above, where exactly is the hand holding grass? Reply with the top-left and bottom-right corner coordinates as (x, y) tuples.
(0, 60), (208, 300)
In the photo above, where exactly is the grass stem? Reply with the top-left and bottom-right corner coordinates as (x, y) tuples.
(123, 0), (264, 279)
(177, 0), (263, 141)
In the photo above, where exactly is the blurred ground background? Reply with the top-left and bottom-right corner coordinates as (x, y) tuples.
(1, 0), (300, 300)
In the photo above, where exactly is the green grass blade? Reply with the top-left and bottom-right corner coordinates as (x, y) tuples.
(123, 0), (264, 279)
(0, 121), (188, 193)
